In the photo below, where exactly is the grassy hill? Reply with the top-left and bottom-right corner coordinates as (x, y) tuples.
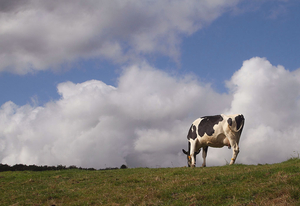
(1, 158), (300, 205)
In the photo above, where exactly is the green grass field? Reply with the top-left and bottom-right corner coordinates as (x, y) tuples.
(1, 158), (300, 205)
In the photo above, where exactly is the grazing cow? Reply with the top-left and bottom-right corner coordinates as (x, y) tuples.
(182, 114), (245, 167)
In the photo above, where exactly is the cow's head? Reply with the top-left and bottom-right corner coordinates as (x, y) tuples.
(182, 149), (200, 167)
(227, 114), (245, 133)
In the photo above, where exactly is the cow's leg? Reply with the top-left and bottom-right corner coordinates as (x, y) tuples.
(190, 140), (197, 167)
(229, 141), (239, 165)
(202, 146), (208, 167)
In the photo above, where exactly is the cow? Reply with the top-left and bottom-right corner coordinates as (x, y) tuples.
(182, 114), (245, 167)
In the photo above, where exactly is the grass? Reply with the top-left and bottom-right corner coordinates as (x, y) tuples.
(1, 158), (300, 205)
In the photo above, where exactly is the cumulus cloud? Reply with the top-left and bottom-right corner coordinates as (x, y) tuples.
(224, 57), (300, 165)
(0, 0), (240, 74)
(1, 57), (300, 168)
(0, 62), (230, 168)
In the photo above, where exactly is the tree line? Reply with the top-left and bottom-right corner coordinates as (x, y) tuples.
(0, 163), (127, 172)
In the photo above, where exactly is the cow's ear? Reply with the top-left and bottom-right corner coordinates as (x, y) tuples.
(227, 118), (232, 126)
(182, 149), (188, 155)
(195, 149), (201, 155)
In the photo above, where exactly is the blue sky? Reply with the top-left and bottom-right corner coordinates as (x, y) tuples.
(183, 2), (300, 88)
(1, 0), (300, 168)
(0, 60), (118, 106)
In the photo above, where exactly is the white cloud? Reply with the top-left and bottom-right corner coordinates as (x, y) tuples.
(1, 57), (299, 168)
(0, 0), (240, 74)
(224, 57), (300, 165)
(0, 62), (230, 168)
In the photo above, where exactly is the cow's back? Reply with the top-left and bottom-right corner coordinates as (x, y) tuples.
(187, 115), (224, 140)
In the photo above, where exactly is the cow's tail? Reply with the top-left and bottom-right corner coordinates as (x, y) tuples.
(236, 121), (244, 132)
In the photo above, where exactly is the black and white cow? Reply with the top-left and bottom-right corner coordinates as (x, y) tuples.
(182, 114), (245, 167)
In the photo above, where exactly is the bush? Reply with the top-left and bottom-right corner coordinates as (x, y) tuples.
(120, 164), (128, 169)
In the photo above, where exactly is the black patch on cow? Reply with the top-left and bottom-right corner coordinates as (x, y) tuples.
(198, 115), (223, 137)
(235, 114), (245, 131)
(187, 125), (197, 140)
(227, 118), (232, 126)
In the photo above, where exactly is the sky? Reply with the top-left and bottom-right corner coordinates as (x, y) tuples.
(1, 0), (300, 169)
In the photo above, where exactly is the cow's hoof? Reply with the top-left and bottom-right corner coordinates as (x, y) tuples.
(202, 164), (206, 167)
